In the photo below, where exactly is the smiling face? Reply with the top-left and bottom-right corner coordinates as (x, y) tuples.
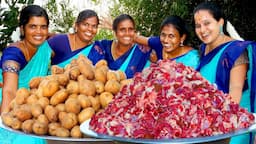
(194, 10), (223, 45)
(22, 16), (49, 48)
(115, 19), (135, 47)
(160, 24), (185, 53)
(76, 16), (98, 43)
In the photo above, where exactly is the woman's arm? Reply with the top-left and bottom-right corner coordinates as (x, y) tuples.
(1, 71), (18, 113)
(229, 63), (247, 104)
(134, 35), (150, 46)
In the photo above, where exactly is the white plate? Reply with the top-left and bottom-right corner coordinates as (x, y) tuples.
(0, 117), (111, 141)
(80, 113), (256, 144)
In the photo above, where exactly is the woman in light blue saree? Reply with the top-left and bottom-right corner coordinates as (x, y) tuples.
(194, 2), (256, 144)
(0, 5), (51, 144)
(135, 15), (199, 69)
(47, 9), (105, 69)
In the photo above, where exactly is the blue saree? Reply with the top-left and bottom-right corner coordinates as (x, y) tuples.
(148, 36), (200, 69)
(47, 34), (105, 67)
(197, 40), (256, 144)
(0, 41), (52, 144)
(97, 40), (151, 78)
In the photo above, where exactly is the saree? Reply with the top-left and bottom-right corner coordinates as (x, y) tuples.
(47, 34), (105, 67)
(197, 40), (256, 144)
(0, 41), (52, 144)
(148, 36), (200, 69)
(98, 40), (151, 78)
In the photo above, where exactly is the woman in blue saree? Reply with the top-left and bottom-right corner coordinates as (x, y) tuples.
(47, 9), (105, 68)
(194, 2), (256, 144)
(135, 15), (199, 69)
(0, 5), (51, 144)
(96, 14), (151, 78)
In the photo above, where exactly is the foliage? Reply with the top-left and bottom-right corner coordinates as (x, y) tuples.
(44, 0), (76, 33)
(110, 0), (256, 48)
(94, 29), (113, 41)
(0, 0), (34, 51)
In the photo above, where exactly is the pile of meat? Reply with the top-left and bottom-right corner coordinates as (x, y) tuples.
(89, 60), (255, 139)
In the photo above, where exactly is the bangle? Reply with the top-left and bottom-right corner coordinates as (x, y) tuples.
(2, 63), (20, 74)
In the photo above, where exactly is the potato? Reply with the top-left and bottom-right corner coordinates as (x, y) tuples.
(120, 79), (133, 88)
(26, 94), (38, 105)
(37, 114), (49, 125)
(45, 105), (59, 122)
(99, 92), (114, 108)
(60, 112), (78, 130)
(107, 71), (119, 81)
(55, 127), (70, 137)
(69, 66), (81, 80)
(58, 111), (67, 121)
(32, 121), (48, 135)
(77, 94), (91, 108)
(55, 103), (66, 112)
(56, 74), (69, 86)
(1, 113), (14, 127)
(78, 60), (94, 80)
(65, 98), (81, 114)
(14, 108), (32, 122)
(31, 104), (43, 118)
(66, 80), (79, 94)
(50, 89), (68, 106)
(105, 80), (121, 94)
(78, 107), (95, 124)
(15, 88), (30, 105)
(42, 80), (59, 97)
(95, 59), (108, 68)
(79, 79), (96, 96)
(11, 118), (22, 130)
(116, 70), (127, 81)
(29, 77), (42, 89)
(94, 81), (105, 94)
(70, 125), (82, 138)
(77, 74), (87, 82)
(37, 97), (50, 109)
(48, 122), (61, 136)
(51, 65), (64, 74)
(88, 95), (100, 111)
(68, 93), (78, 99)
(94, 68), (107, 84)
(22, 119), (34, 133)
(77, 55), (92, 65)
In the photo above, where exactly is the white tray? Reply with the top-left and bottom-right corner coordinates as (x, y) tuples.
(80, 113), (256, 144)
(0, 117), (111, 142)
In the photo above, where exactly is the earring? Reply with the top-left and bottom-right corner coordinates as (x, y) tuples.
(180, 41), (184, 47)
(220, 25), (224, 35)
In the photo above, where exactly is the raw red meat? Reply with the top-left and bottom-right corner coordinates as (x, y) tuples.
(89, 60), (255, 139)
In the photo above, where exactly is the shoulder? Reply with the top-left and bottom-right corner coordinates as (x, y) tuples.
(47, 34), (68, 43)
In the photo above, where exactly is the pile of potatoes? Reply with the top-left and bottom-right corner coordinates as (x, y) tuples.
(1, 55), (133, 138)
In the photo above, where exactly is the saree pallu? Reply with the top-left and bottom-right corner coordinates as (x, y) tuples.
(0, 41), (52, 144)
(197, 40), (256, 144)
(101, 40), (151, 78)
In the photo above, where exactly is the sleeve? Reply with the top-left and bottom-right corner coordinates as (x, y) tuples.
(148, 36), (163, 59)
(0, 47), (27, 69)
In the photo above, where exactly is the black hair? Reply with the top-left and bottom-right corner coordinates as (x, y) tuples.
(76, 9), (99, 25)
(193, 1), (228, 35)
(160, 15), (190, 44)
(19, 5), (49, 39)
(112, 14), (135, 32)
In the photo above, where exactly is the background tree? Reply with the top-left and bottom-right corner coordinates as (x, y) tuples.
(44, 0), (76, 33)
(0, 0), (34, 51)
(110, 0), (256, 48)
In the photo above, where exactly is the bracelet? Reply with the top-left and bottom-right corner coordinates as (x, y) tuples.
(2, 64), (20, 74)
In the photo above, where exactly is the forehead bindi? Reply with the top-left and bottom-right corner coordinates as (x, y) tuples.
(194, 10), (213, 23)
